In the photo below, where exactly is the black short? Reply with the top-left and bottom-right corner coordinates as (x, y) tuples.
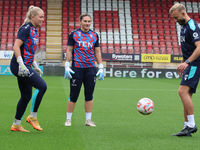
(181, 65), (200, 93)
(69, 67), (97, 102)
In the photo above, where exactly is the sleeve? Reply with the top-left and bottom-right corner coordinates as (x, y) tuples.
(189, 20), (200, 43)
(67, 31), (74, 46)
(17, 26), (30, 42)
(94, 33), (100, 47)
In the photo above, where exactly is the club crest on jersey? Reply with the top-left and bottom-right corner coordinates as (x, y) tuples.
(89, 33), (93, 38)
(78, 31), (81, 36)
(184, 74), (188, 80)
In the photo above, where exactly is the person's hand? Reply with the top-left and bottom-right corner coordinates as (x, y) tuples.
(32, 61), (43, 76)
(177, 62), (189, 76)
(96, 63), (104, 80)
(64, 61), (75, 79)
(17, 56), (30, 77)
(18, 64), (30, 77)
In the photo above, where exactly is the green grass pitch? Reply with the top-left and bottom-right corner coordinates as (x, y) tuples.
(1, 76), (200, 150)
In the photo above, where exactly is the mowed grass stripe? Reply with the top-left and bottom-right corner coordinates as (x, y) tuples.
(1, 76), (200, 150)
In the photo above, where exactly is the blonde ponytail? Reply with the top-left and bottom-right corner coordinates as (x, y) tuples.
(22, 5), (43, 25)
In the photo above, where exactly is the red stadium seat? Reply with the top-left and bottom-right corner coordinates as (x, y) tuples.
(0, 0), (185, 55)
(1, 44), (7, 50)
(134, 46), (140, 54)
(121, 44), (127, 54)
(141, 47), (147, 54)
(154, 48), (160, 54)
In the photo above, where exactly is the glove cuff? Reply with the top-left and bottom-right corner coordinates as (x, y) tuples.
(98, 63), (103, 69)
(32, 61), (38, 68)
(65, 61), (70, 68)
(17, 56), (24, 66)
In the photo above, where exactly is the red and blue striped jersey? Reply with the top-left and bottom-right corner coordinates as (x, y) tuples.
(67, 28), (100, 68)
(16, 22), (39, 66)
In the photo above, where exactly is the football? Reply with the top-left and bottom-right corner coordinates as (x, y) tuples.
(137, 98), (154, 115)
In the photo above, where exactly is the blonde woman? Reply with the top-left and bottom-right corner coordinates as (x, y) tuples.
(10, 6), (47, 132)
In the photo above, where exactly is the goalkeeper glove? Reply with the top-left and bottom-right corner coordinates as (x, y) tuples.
(96, 63), (104, 80)
(64, 61), (75, 79)
(17, 56), (30, 77)
(32, 61), (43, 76)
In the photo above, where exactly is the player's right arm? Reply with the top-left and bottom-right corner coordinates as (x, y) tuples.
(64, 45), (75, 79)
(177, 58), (185, 76)
(65, 46), (73, 62)
(13, 39), (24, 58)
(181, 58), (184, 63)
(13, 39), (30, 77)
(14, 25), (29, 58)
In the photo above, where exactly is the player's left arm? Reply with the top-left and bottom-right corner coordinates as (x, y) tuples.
(177, 23), (200, 75)
(187, 41), (200, 63)
(95, 46), (104, 80)
(177, 41), (200, 75)
(94, 47), (103, 64)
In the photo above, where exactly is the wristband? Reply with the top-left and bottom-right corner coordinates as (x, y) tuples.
(65, 61), (70, 68)
(32, 61), (38, 68)
(98, 63), (103, 69)
(17, 56), (24, 66)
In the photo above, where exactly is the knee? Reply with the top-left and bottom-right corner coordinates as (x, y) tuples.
(178, 85), (190, 97)
(178, 89), (183, 96)
(39, 82), (47, 93)
(37, 83), (47, 93)
(85, 92), (93, 101)
(85, 95), (93, 101)
(68, 97), (77, 103)
(178, 88), (186, 97)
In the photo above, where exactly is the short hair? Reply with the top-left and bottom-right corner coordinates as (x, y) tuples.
(169, 3), (186, 14)
(79, 13), (91, 21)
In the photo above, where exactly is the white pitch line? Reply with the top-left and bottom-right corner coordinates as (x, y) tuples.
(93, 88), (179, 91)
(1, 85), (200, 92)
(61, 87), (179, 92)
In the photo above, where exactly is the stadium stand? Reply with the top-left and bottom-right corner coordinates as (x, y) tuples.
(1, 0), (200, 58)
(45, 0), (62, 61)
(0, 0), (47, 51)
(62, 0), (81, 53)
(128, 0), (180, 54)
(61, 0), (184, 55)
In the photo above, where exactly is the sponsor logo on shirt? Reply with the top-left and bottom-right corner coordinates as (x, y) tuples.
(25, 24), (29, 29)
(77, 41), (93, 48)
(180, 36), (185, 42)
(193, 32), (199, 40)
